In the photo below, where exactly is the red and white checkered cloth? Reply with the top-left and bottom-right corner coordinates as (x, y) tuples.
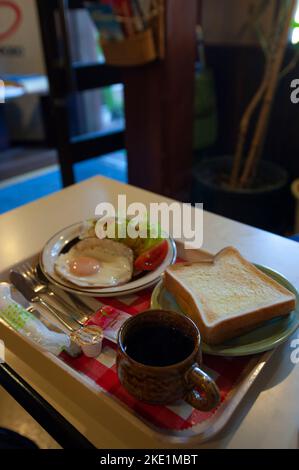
(60, 287), (262, 435)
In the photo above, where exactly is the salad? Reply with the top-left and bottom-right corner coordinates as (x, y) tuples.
(80, 217), (169, 272)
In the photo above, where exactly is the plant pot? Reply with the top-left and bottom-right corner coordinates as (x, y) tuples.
(192, 156), (289, 233)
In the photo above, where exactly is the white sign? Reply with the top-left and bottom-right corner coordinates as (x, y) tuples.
(0, 0), (45, 74)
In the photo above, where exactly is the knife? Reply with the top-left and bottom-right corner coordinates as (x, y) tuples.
(10, 270), (79, 332)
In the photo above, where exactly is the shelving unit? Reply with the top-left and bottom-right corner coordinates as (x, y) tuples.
(37, 0), (197, 199)
(36, 0), (125, 187)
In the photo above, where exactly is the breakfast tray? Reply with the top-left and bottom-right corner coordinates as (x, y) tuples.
(0, 247), (274, 446)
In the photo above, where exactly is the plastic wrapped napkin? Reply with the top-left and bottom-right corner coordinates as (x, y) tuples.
(0, 284), (79, 356)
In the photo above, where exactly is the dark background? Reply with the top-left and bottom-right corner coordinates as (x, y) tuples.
(205, 45), (299, 181)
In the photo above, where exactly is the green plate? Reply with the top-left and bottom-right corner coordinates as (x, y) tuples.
(151, 265), (299, 356)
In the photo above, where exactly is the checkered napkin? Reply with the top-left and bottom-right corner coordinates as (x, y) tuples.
(60, 288), (261, 433)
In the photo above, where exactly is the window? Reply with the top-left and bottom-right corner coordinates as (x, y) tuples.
(291, 1), (299, 44)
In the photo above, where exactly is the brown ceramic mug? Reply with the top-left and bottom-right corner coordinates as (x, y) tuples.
(117, 309), (220, 411)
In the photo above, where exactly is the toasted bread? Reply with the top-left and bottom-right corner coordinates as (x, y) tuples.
(164, 247), (296, 345)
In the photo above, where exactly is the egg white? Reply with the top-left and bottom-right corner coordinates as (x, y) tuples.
(54, 238), (133, 287)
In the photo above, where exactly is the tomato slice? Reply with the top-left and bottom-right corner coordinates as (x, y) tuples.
(134, 240), (168, 271)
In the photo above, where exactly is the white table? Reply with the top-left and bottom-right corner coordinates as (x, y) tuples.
(0, 176), (298, 449)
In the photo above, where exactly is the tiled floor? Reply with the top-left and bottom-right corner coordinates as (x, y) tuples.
(0, 386), (60, 449)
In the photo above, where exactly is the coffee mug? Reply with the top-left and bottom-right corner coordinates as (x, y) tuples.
(117, 309), (220, 411)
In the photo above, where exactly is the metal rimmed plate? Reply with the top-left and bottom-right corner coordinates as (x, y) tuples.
(151, 265), (299, 356)
(40, 222), (176, 297)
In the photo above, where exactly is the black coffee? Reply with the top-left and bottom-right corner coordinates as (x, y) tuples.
(124, 325), (194, 367)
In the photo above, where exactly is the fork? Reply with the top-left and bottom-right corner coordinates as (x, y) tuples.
(21, 262), (91, 326)
(35, 264), (94, 318)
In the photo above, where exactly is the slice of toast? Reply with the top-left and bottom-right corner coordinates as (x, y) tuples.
(164, 247), (296, 345)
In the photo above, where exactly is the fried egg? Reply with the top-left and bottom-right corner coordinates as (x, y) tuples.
(55, 238), (134, 287)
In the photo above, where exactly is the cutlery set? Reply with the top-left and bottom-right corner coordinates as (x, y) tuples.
(9, 263), (96, 333)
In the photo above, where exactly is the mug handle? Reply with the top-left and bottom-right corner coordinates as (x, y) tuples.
(185, 364), (220, 411)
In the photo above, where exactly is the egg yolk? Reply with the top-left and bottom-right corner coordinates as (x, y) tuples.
(69, 256), (101, 277)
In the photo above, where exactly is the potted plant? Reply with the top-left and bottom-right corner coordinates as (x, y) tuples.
(192, 0), (298, 233)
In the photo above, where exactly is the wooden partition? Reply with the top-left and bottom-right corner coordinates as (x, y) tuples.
(123, 0), (197, 201)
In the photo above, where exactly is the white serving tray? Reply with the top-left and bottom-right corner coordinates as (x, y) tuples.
(0, 245), (274, 446)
